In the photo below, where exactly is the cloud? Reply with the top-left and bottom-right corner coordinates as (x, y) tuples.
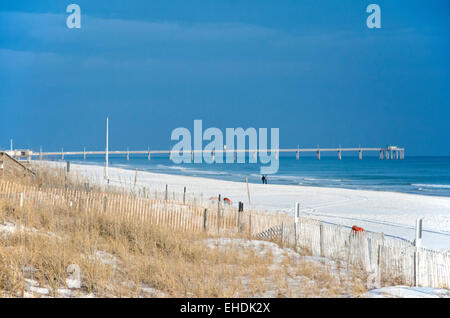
(1, 10), (442, 92)
(0, 10), (386, 62)
(0, 11), (285, 59)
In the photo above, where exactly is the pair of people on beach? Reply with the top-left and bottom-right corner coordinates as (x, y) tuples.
(261, 175), (268, 184)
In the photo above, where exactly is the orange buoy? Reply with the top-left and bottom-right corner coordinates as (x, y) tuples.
(224, 197), (232, 205)
(352, 225), (365, 232)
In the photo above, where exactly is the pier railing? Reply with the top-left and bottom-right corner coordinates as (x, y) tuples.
(1, 178), (448, 290)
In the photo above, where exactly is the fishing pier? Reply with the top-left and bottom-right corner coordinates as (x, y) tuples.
(12, 145), (405, 161)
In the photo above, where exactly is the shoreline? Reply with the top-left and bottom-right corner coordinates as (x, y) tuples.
(37, 160), (450, 250)
(39, 156), (450, 198)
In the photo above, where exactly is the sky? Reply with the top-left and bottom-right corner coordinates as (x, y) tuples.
(1, 0), (449, 155)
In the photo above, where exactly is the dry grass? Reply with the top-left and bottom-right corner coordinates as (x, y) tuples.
(0, 165), (372, 298)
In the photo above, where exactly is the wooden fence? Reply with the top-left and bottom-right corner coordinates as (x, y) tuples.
(1, 179), (449, 290)
(272, 219), (450, 289)
(0, 179), (292, 237)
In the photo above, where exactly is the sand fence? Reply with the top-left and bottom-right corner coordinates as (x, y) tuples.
(0, 179), (449, 289)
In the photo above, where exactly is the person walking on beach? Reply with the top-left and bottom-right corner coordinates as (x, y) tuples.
(261, 175), (268, 184)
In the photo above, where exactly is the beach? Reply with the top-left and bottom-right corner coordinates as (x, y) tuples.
(41, 161), (450, 250)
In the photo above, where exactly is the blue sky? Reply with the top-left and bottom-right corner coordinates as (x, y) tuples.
(1, 0), (449, 155)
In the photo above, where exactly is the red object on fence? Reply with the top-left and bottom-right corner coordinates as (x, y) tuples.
(209, 196), (232, 205)
(352, 225), (365, 232)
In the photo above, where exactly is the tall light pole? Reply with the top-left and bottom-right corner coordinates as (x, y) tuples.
(105, 116), (109, 181)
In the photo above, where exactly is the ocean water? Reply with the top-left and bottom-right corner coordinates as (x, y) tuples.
(62, 155), (450, 197)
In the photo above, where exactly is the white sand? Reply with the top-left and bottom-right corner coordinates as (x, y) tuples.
(364, 286), (450, 298)
(43, 161), (450, 250)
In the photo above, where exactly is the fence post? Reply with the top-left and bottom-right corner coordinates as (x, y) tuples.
(183, 186), (186, 205)
(19, 192), (24, 207)
(217, 194), (221, 233)
(377, 244), (382, 286)
(238, 202), (243, 234)
(203, 208), (208, 232)
(165, 184), (168, 201)
(415, 218), (423, 248)
(245, 177), (251, 205)
(66, 161), (71, 173)
(294, 202), (300, 250)
(281, 221), (285, 247)
(134, 168), (138, 188)
(414, 218), (423, 287)
(414, 250), (420, 287)
(249, 213), (252, 237)
(319, 222), (324, 257)
(367, 237), (373, 272)
(103, 196), (108, 214)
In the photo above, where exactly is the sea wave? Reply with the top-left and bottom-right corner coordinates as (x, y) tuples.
(412, 184), (450, 189)
(251, 174), (301, 181)
(113, 164), (133, 168)
(303, 177), (344, 182)
(156, 164), (186, 171)
(155, 164), (227, 175)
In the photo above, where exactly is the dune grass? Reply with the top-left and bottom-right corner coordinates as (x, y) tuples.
(0, 165), (371, 297)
